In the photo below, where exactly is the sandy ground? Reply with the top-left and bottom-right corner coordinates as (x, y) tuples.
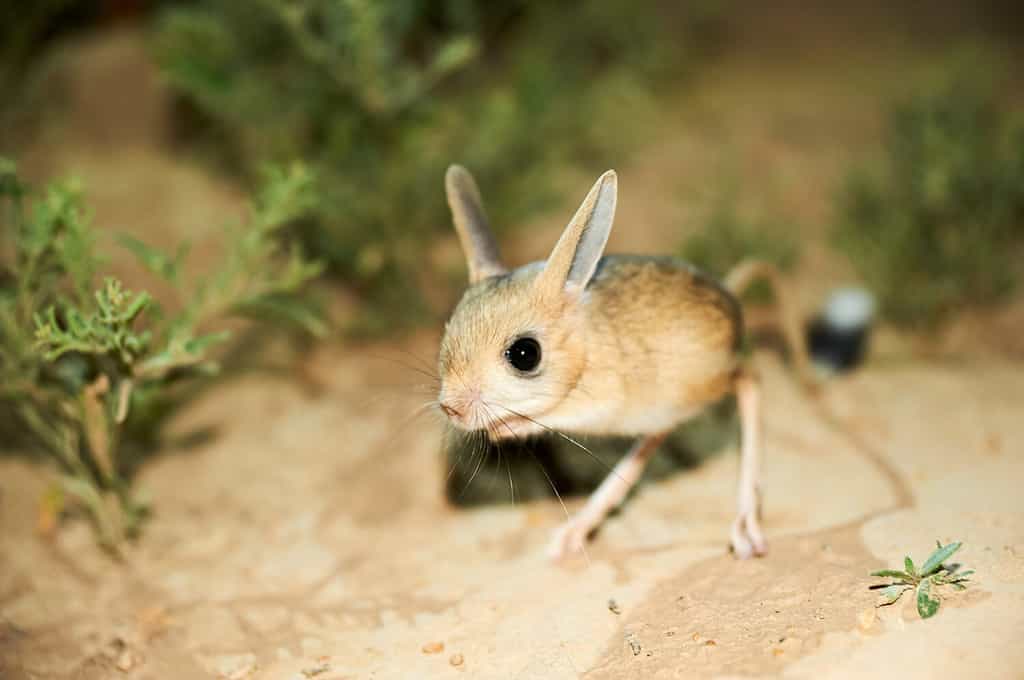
(2, 345), (1022, 679)
(3, 8), (1024, 679)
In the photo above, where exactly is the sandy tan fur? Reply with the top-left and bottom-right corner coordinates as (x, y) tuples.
(438, 166), (791, 559)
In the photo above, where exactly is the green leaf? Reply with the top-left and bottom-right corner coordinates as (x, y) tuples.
(230, 295), (327, 337)
(122, 290), (151, 323)
(430, 36), (479, 77)
(252, 162), (317, 231)
(118, 234), (185, 283)
(876, 584), (911, 606)
(916, 577), (941, 618)
(941, 569), (974, 585)
(904, 556), (917, 577)
(871, 569), (911, 580)
(137, 330), (231, 376)
(182, 330), (232, 356)
(921, 541), (962, 576)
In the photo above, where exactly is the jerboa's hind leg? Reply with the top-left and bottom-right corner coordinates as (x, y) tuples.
(731, 368), (767, 558)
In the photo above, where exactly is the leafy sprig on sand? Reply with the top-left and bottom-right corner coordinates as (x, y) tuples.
(870, 540), (973, 618)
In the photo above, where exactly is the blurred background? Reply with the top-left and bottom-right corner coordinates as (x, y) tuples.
(4, 0), (1023, 335)
(2, 0), (1024, 534)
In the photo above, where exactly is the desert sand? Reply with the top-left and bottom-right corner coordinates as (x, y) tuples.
(2, 343), (1022, 679)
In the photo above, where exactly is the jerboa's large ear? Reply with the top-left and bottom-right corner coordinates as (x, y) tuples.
(536, 170), (617, 297)
(445, 165), (507, 284)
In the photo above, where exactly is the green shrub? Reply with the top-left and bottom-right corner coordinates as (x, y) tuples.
(0, 159), (323, 549)
(154, 0), (719, 332)
(836, 53), (1024, 327)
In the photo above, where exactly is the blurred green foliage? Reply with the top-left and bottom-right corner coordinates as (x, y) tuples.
(836, 53), (1024, 327)
(154, 0), (720, 333)
(0, 159), (322, 549)
(680, 188), (799, 301)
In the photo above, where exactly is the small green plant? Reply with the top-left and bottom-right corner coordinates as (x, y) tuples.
(836, 51), (1024, 327)
(0, 158), (323, 549)
(870, 540), (973, 618)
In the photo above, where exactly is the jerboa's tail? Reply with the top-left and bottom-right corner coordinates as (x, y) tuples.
(724, 259), (816, 389)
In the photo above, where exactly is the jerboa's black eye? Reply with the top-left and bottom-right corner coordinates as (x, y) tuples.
(505, 337), (541, 373)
